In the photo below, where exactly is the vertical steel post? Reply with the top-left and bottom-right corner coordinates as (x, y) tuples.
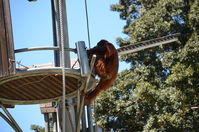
(76, 54), (96, 132)
(51, 1), (62, 131)
(44, 113), (50, 132)
(51, 0), (60, 67)
(51, 0), (70, 67)
(81, 107), (87, 132)
(58, 0), (70, 68)
(87, 105), (94, 132)
(51, 0), (76, 131)
(56, 104), (62, 132)
(52, 112), (57, 132)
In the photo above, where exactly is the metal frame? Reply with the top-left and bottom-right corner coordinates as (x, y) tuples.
(76, 54), (96, 132)
(14, 46), (76, 53)
(117, 33), (179, 55)
(0, 41), (96, 131)
(0, 0), (97, 131)
(0, 0), (180, 131)
(0, 104), (22, 132)
(76, 41), (91, 77)
(0, 68), (86, 105)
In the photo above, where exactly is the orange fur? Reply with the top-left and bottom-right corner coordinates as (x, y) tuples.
(85, 40), (119, 104)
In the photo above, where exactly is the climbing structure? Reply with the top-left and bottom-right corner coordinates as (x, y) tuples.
(0, 0), (179, 132)
(0, 0), (96, 104)
(0, 0), (96, 131)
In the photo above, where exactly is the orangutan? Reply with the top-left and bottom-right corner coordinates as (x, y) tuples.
(85, 40), (119, 104)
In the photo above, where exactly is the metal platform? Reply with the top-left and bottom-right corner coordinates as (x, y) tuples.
(0, 40), (95, 105)
(0, 67), (95, 105)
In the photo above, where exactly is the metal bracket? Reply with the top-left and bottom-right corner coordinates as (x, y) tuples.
(76, 41), (91, 77)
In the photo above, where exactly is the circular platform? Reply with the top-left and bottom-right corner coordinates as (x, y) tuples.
(0, 68), (93, 105)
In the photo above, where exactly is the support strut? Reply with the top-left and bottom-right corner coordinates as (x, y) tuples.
(0, 104), (22, 132)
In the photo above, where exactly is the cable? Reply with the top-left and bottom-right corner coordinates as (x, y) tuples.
(84, 0), (91, 49)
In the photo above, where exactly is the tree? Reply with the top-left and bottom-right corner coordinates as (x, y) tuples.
(30, 113), (54, 132)
(30, 125), (45, 132)
(94, 0), (199, 131)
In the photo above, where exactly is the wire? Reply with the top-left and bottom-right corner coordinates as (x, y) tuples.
(84, 0), (91, 49)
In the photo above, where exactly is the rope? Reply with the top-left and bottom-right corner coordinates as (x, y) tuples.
(84, 0), (91, 49)
(16, 75), (51, 89)
(72, 59), (78, 68)
(58, 0), (66, 131)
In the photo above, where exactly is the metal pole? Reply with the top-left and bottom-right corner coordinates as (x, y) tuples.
(52, 112), (57, 132)
(57, 0), (77, 132)
(51, 0), (71, 67)
(84, 0), (91, 48)
(81, 107), (87, 132)
(0, 112), (19, 132)
(56, 104), (62, 132)
(76, 55), (96, 132)
(51, 0), (76, 131)
(0, 105), (22, 132)
(51, 0), (61, 67)
(51, 1), (62, 131)
(58, 0), (70, 68)
(44, 113), (50, 132)
(87, 105), (94, 132)
(14, 46), (76, 53)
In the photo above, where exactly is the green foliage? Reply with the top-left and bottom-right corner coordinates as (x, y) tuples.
(94, 0), (199, 131)
(30, 125), (45, 132)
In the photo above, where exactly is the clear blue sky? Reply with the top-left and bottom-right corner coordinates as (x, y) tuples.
(0, 0), (129, 131)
